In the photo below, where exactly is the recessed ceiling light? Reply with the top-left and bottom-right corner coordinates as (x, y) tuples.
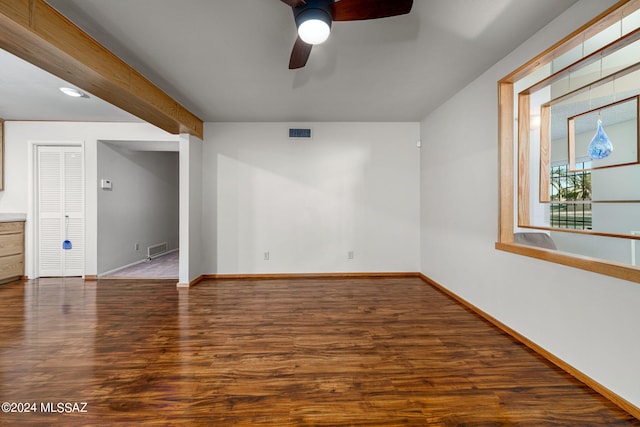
(59, 87), (89, 98)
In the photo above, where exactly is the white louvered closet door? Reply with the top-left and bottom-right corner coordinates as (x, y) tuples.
(37, 146), (84, 277)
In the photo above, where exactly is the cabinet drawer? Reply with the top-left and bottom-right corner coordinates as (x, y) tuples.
(0, 221), (24, 235)
(0, 232), (23, 257)
(0, 254), (24, 280)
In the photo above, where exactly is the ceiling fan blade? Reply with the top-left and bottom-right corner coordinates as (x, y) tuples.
(289, 36), (312, 69)
(280, 0), (306, 7)
(332, 0), (413, 21)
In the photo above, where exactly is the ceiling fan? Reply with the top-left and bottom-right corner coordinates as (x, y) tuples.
(280, 0), (413, 69)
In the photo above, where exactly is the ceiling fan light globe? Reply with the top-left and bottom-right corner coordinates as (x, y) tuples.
(298, 19), (331, 45)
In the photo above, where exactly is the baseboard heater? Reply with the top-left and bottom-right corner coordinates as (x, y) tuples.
(147, 242), (168, 260)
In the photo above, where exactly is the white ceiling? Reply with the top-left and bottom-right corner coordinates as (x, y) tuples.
(3, 0), (579, 123)
(0, 48), (139, 122)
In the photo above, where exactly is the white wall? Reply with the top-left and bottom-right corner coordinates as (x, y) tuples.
(204, 122), (420, 274)
(97, 142), (179, 275)
(0, 121), (176, 277)
(421, 0), (640, 408)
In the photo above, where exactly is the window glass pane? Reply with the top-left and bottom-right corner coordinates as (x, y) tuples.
(622, 8), (640, 36)
(552, 44), (583, 73)
(602, 41), (640, 75)
(549, 162), (592, 230)
(584, 21), (621, 56)
(550, 231), (640, 264)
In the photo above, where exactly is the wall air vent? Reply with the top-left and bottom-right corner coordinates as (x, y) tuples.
(289, 128), (312, 140)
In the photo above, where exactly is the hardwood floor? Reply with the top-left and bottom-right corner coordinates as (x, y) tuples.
(0, 276), (637, 425)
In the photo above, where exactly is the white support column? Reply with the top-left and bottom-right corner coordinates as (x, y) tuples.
(178, 133), (204, 287)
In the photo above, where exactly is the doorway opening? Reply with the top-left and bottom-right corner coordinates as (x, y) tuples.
(96, 140), (179, 280)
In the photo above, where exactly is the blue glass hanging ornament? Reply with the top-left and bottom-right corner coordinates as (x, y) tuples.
(588, 119), (613, 160)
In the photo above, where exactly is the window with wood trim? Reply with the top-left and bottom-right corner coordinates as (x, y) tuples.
(497, 0), (640, 284)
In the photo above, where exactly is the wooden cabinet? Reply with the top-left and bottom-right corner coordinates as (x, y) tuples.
(0, 221), (25, 284)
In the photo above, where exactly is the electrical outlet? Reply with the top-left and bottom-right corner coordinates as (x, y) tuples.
(135, 243), (139, 251)
(348, 250), (354, 259)
(264, 251), (270, 261)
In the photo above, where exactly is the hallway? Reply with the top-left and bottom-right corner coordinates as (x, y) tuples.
(104, 250), (178, 279)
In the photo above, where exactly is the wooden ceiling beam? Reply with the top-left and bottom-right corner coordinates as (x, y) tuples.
(0, 0), (203, 138)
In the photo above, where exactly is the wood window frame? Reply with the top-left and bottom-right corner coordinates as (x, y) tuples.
(497, 0), (640, 284)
